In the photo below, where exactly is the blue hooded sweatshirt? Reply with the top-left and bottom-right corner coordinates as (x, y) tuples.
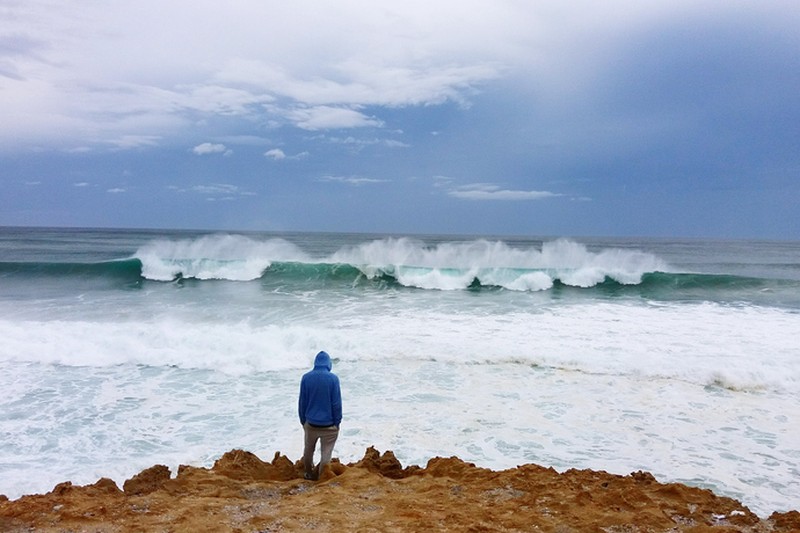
(298, 351), (342, 427)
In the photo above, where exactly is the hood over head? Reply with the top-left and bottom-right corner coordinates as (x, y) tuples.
(313, 350), (332, 371)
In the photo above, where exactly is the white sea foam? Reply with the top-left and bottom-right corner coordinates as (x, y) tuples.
(1, 301), (797, 393)
(394, 266), (480, 290)
(136, 234), (309, 281)
(0, 319), (334, 374)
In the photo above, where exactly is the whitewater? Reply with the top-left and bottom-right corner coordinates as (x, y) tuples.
(0, 227), (798, 516)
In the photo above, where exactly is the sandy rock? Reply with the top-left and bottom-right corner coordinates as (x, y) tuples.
(122, 464), (171, 495)
(0, 447), (796, 532)
(353, 446), (419, 479)
(770, 510), (800, 529)
(210, 448), (299, 482)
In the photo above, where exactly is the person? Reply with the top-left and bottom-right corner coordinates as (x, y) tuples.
(298, 350), (342, 480)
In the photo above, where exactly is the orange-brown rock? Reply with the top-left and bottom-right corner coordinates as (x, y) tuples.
(0, 448), (796, 532)
(122, 464), (171, 495)
(210, 449), (300, 482)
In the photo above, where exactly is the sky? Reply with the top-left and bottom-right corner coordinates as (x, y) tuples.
(1, 1), (798, 239)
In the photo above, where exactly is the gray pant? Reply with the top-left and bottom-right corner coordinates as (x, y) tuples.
(303, 422), (339, 480)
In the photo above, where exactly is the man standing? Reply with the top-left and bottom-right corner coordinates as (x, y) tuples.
(298, 350), (342, 480)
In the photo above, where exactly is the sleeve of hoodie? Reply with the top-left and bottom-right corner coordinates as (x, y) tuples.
(298, 378), (307, 425)
(331, 375), (342, 427)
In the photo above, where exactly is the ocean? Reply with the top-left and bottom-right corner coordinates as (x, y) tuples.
(0, 226), (798, 516)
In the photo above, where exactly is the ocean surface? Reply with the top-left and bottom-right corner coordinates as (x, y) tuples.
(0, 226), (798, 516)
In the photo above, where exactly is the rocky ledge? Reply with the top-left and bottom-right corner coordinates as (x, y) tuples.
(1, 447), (798, 532)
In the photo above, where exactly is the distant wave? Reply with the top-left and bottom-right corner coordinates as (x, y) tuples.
(0, 259), (143, 281)
(2, 234), (797, 296)
(129, 235), (671, 289)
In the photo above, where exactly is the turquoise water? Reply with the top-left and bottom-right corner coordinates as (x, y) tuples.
(0, 227), (798, 515)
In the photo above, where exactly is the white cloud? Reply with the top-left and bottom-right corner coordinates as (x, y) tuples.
(325, 136), (409, 149)
(106, 135), (162, 150)
(216, 58), (499, 108)
(107, 188), (127, 194)
(192, 142), (231, 156)
(191, 184), (240, 195)
(383, 140), (410, 148)
(179, 183), (257, 198)
(320, 175), (388, 186)
(179, 85), (273, 116)
(217, 135), (273, 146)
(282, 106), (383, 130)
(449, 183), (560, 201)
(73, 182), (90, 187)
(265, 148), (309, 160)
(265, 148), (286, 160)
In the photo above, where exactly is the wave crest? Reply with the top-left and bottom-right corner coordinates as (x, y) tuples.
(127, 235), (667, 290)
(337, 238), (668, 291)
(135, 234), (309, 281)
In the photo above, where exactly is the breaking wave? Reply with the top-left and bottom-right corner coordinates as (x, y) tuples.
(3, 234), (796, 298)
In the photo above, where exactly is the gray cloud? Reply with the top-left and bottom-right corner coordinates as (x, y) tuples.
(0, 2), (521, 147)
